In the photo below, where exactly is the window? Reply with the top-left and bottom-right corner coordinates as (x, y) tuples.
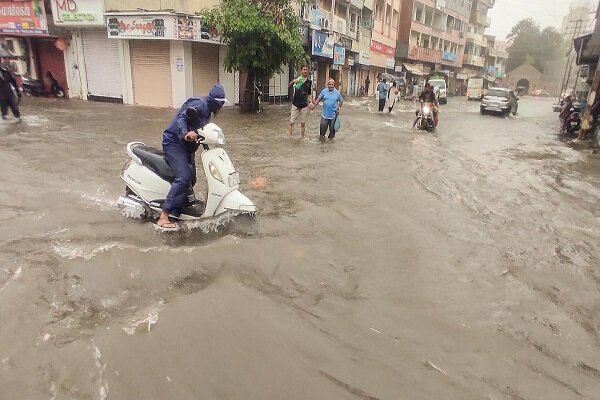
(386, 4), (391, 26)
(350, 13), (357, 32)
(376, 0), (384, 21)
(414, 3), (423, 22)
(393, 10), (399, 28)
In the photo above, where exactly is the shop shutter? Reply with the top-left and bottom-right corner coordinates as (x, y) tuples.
(192, 42), (219, 96)
(130, 40), (172, 108)
(81, 29), (122, 100)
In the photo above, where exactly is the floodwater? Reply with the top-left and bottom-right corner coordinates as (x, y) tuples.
(1, 95), (599, 399)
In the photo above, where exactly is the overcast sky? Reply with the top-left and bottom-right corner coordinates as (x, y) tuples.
(487, 0), (595, 40)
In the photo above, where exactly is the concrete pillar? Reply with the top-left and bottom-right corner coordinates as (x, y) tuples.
(119, 40), (134, 105)
(170, 40), (193, 107)
(218, 45), (235, 107)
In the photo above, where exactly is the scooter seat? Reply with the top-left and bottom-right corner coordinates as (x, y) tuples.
(131, 145), (175, 182)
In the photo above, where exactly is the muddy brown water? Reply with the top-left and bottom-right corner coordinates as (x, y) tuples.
(1, 96), (599, 399)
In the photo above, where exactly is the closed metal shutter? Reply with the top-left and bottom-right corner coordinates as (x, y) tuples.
(81, 29), (122, 100)
(192, 42), (219, 96)
(130, 40), (172, 108)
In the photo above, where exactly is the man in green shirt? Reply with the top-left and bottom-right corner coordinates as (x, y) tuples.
(288, 65), (312, 138)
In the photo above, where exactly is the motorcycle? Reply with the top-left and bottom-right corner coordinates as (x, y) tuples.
(565, 106), (581, 135)
(117, 122), (257, 224)
(21, 76), (44, 97)
(414, 101), (435, 131)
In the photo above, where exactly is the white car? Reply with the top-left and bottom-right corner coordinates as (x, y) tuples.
(428, 79), (447, 104)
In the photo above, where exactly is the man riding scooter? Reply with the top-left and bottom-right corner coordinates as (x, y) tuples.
(416, 82), (439, 127)
(157, 83), (228, 229)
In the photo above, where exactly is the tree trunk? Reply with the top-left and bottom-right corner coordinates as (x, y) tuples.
(239, 71), (260, 113)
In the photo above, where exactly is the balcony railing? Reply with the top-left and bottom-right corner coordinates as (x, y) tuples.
(333, 15), (347, 34)
(464, 31), (487, 47)
(463, 54), (485, 67)
(489, 48), (508, 59)
(408, 46), (442, 64)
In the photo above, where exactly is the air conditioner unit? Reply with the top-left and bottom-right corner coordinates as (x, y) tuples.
(320, 18), (330, 30)
(5, 38), (26, 57)
(9, 60), (27, 75)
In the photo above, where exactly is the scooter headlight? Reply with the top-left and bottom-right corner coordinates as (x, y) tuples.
(423, 106), (431, 114)
(217, 131), (225, 145)
(209, 162), (224, 184)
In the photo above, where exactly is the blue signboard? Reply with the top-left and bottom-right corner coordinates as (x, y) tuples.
(442, 51), (456, 62)
(333, 45), (345, 65)
(312, 30), (333, 58)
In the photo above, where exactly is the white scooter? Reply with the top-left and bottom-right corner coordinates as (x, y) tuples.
(117, 123), (257, 222)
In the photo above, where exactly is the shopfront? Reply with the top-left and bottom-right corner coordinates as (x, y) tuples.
(104, 12), (224, 108)
(50, 0), (121, 101)
(0, 0), (68, 95)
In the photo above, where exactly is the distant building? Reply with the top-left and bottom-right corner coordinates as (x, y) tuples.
(561, 0), (597, 43)
(506, 63), (542, 95)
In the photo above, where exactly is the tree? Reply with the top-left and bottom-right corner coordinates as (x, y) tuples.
(202, 0), (307, 112)
(506, 18), (562, 73)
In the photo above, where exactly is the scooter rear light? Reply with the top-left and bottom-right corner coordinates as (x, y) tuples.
(121, 158), (132, 174)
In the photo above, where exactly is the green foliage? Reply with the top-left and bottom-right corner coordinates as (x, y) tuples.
(202, 0), (307, 82)
(506, 18), (562, 73)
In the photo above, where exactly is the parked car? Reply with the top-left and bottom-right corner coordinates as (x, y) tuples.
(532, 89), (550, 97)
(480, 87), (519, 116)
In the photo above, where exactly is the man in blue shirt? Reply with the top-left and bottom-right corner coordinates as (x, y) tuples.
(377, 78), (388, 112)
(157, 83), (228, 229)
(310, 79), (343, 140)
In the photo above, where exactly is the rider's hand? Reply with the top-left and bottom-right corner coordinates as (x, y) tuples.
(184, 131), (199, 142)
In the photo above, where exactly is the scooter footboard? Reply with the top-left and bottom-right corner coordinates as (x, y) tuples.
(214, 190), (257, 215)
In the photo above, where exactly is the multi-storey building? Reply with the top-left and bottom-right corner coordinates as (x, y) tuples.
(561, 0), (596, 43)
(484, 35), (508, 83)
(462, 0), (494, 78)
(401, 0), (470, 92)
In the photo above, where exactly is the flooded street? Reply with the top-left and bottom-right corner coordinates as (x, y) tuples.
(1, 95), (600, 399)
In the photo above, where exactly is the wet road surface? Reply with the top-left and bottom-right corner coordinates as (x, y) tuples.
(1, 95), (600, 399)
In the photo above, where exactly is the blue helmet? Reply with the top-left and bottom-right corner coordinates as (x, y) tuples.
(208, 83), (229, 109)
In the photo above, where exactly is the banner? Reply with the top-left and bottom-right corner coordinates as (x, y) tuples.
(333, 45), (345, 65)
(50, 0), (104, 26)
(370, 41), (395, 57)
(358, 50), (370, 65)
(312, 30), (333, 58)
(0, 0), (48, 35)
(106, 14), (220, 44)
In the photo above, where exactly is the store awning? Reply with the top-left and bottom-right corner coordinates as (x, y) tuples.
(403, 63), (424, 76)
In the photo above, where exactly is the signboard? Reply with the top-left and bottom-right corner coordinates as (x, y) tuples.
(312, 30), (333, 58)
(336, 34), (352, 49)
(333, 45), (345, 65)
(442, 51), (456, 62)
(359, 50), (370, 65)
(0, 0), (48, 35)
(370, 41), (395, 57)
(298, 24), (309, 46)
(50, 0), (104, 26)
(386, 57), (395, 69)
(107, 14), (175, 39)
(175, 57), (184, 71)
(106, 14), (220, 43)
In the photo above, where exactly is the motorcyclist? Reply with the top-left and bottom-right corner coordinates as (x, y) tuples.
(559, 95), (573, 134)
(0, 62), (21, 121)
(156, 83), (228, 229)
(418, 82), (439, 127)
